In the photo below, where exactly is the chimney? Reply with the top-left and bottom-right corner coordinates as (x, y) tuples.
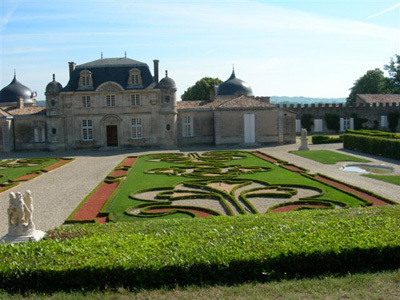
(153, 59), (159, 84)
(68, 62), (76, 79)
(18, 97), (24, 109)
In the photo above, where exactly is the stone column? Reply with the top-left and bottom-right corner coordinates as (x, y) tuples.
(2, 118), (13, 152)
(214, 111), (221, 145)
(278, 112), (284, 144)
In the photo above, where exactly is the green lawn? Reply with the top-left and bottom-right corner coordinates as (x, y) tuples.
(363, 174), (400, 186)
(1, 269), (399, 299)
(290, 150), (371, 164)
(105, 151), (374, 222)
(0, 158), (60, 184)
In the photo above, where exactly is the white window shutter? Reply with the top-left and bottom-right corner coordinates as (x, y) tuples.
(340, 118), (344, 132)
(350, 118), (354, 130)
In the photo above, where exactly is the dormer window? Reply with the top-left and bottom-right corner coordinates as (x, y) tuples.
(79, 70), (93, 89)
(128, 68), (142, 86)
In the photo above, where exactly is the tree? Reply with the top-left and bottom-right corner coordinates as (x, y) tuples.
(181, 77), (222, 101)
(384, 54), (400, 93)
(347, 69), (389, 105)
(388, 112), (400, 132)
(301, 114), (314, 132)
(324, 113), (340, 133)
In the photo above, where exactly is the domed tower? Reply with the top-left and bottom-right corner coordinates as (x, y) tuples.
(158, 70), (177, 148)
(45, 74), (64, 150)
(45, 74), (63, 111)
(0, 73), (37, 107)
(217, 69), (254, 97)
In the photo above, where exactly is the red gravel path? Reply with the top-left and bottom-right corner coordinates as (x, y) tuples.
(70, 181), (120, 224)
(110, 169), (127, 177)
(314, 175), (390, 206)
(271, 204), (328, 213)
(281, 164), (305, 173)
(14, 173), (39, 181)
(120, 157), (136, 167)
(252, 152), (278, 164)
(147, 208), (214, 218)
(42, 159), (71, 172)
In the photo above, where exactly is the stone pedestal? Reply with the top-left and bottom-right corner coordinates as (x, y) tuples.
(1, 230), (46, 244)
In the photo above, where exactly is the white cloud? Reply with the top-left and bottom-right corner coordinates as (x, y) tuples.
(368, 3), (400, 19)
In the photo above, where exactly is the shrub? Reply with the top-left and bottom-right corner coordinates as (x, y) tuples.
(388, 112), (400, 133)
(0, 206), (400, 292)
(343, 134), (400, 160)
(301, 114), (314, 132)
(324, 113), (340, 132)
(312, 135), (343, 144)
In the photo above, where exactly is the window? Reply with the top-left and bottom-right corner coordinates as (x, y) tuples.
(182, 116), (194, 137)
(34, 127), (45, 143)
(340, 117), (354, 131)
(128, 68), (142, 86)
(106, 95), (116, 107)
(82, 96), (91, 108)
(82, 120), (93, 141)
(78, 70), (93, 89)
(131, 118), (142, 139)
(82, 76), (90, 86)
(381, 115), (388, 128)
(164, 95), (170, 103)
(131, 94), (141, 106)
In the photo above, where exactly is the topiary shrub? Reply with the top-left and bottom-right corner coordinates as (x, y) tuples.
(312, 135), (343, 144)
(324, 113), (340, 132)
(388, 112), (400, 132)
(301, 114), (314, 132)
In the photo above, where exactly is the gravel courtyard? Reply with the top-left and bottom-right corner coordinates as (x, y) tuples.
(0, 142), (399, 238)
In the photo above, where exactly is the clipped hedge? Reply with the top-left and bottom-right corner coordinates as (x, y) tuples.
(0, 206), (400, 292)
(312, 135), (343, 144)
(343, 134), (400, 160)
(345, 129), (400, 139)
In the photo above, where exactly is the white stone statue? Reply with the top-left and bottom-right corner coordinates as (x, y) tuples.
(1, 190), (45, 243)
(298, 128), (310, 151)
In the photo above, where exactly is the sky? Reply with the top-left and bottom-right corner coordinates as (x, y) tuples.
(1, 0), (399, 100)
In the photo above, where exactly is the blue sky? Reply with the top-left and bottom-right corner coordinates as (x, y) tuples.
(1, 0), (399, 99)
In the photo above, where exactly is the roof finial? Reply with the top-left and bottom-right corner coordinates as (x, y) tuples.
(14, 69), (16, 78)
(165, 70), (168, 77)
(101, 52), (103, 59)
(52, 74), (55, 81)
(124, 51), (127, 58)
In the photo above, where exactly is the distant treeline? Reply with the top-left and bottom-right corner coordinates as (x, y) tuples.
(270, 96), (346, 104)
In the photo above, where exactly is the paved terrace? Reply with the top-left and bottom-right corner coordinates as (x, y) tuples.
(0, 142), (399, 237)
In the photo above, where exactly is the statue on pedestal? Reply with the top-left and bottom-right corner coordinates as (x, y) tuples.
(1, 190), (45, 243)
(298, 128), (310, 151)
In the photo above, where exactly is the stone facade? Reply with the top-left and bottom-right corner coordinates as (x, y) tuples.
(286, 102), (400, 134)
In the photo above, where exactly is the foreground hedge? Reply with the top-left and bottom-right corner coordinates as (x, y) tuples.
(345, 129), (400, 139)
(1, 206), (400, 292)
(343, 134), (400, 160)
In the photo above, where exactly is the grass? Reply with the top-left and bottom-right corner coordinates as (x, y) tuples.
(363, 174), (400, 186)
(0, 158), (60, 184)
(1, 269), (399, 300)
(105, 151), (371, 222)
(290, 150), (371, 164)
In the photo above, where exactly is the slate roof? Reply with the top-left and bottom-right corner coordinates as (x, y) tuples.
(357, 94), (400, 104)
(62, 57), (156, 92)
(177, 96), (277, 111)
(217, 70), (254, 97)
(0, 75), (35, 104)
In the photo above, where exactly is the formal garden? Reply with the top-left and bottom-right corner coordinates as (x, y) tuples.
(66, 150), (395, 224)
(1, 146), (399, 296)
(0, 157), (73, 193)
